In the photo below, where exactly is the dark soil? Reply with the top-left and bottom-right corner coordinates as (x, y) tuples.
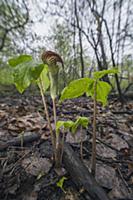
(0, 87), (133, 200)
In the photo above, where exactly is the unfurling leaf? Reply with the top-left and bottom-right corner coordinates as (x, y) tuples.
(60, 78), (93, 102)
(56, 120), (74, 134)
(56, 117), (89, 136)
(56, 176), (67, 193)
(71, 117), (89, 134)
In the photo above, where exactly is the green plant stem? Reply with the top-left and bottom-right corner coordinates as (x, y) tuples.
(52, 98), (57, 126)
(49, 68), (59, 99)
(39, 78), (56, 154)
(52, 97), (62, 169)
(91, 80), (97, 176)
(49, 65), (62, 170)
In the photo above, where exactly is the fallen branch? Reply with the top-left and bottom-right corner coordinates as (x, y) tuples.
(0, 132), (40, 151)
(112, 111), (133, 115)
(63, 143), (110, 200)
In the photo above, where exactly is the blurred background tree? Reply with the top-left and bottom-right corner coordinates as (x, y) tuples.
(0, 0), (29, 56)
(0, 0), (29, 85)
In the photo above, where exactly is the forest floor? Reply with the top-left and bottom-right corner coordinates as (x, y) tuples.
(0, 86), (133, 200)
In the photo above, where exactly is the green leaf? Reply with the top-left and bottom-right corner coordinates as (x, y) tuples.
(60, 78), (93, 102)
(8, 55), (32, 67)
(93, 68), (118, 80)
(96, 81), (111, 105)
(37, 65), (50, 93)
(72, 117), (89, 134)
(87, 80), (111, 106)
(86, 79), (94, 97)
(56, 120), (74, 134)
(56, 176), (67, 193)
(13, 60), (44, 93)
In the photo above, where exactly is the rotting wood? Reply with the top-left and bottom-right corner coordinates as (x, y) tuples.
(112, 111), (133, 115)
(63, 142), (110, 200)
(0, 132), (40, 151)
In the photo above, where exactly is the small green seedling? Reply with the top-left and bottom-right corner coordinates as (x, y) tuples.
(56, 120), (75, 167)
(60, 68), (118, 176)
(56, 176), (67, 193)
(56, 116), (89, 162)
(71, 116), (89, 160)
